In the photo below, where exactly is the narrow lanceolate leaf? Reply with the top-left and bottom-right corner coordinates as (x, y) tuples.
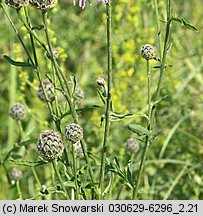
(9, 159), (48, 167)
(3, 55), (35, 68)
(172, 17), (198, 32)
(128, 124), (151, 136)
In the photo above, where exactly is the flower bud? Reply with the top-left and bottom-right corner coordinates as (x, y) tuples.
(37, 130), (64, 160)
(9, 103), (26, 121)
(140, 44), (156, 60)
(64, 123), (83, 143)
(5, 0), (28, 10)
(29, 0), (56, 11)
(9, 168), (22, 181)
(125, 138), (140, 153)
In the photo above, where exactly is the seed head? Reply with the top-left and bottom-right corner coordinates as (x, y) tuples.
(5, 0), (28, 10)
(37, 79), (55, 102)
(9, 168), (22, 181)
(37, 130), (64, 160)
(140, 44), (156, 60)
(64, 123), (83, 143)
(125, 138), (140, 154)
(9, 103), (26, 121)
(29, 0), (56, 11)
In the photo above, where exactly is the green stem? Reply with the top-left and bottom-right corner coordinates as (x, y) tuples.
(17, 121), (23, 144)
(154, 0), (171, 102)
(132, 60), (151, 199)
(71, 144), (79, 200)
(16, 181), (23, 200)
(154, 0), (162, 55)
(42, 11), (95, 182)
(99, 4), (112, 199)
(0, 4), (34, 65)
(52, 160), (69, 199)
(31, 167), (41, 188)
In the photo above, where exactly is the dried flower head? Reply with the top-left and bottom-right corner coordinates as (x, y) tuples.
(9, 168), (22, 181)
(64, 123), (83, 143)
(140, 44), (156, 61)
(37, 79), (55, 102)
(29, 0), (56, 11)
(9, 103), (26, 121)
(5, 0), (28, 10)
(37, 130), (64, 160)
(125, 138), (140, 154)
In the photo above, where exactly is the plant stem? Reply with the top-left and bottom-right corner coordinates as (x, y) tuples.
(0, 4), (34, 65)
(99, 3), (112, 199)
(42, 12), (95, 182)
(71, 144), (79, 199)
(52, 160), (69, 199)
(133, 60), (151, 199)
(154, 0), (162, 55)
(154, 0), (171, 103)
(16, 181), (23, 200)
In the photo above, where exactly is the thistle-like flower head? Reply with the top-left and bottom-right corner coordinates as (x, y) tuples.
(5, 0), (28, 10)
(64, 123), (84, 143)
(125, 138), (140, 154)
(37, 130), (64, 160)
(9, 103), (26, 121)
(140, 44), (156, 61)
(29, 0), (56, 11)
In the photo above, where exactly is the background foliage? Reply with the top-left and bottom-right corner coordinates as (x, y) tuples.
(0, 0), (202, 199)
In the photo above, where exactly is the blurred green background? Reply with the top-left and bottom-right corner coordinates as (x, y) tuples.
(0, 0), (202, 199)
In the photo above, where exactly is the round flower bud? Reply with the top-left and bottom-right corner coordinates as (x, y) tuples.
(9, 168), (22, 181)
(29, 0), (56, 11)
(5, 0), (28, 10)
(64, 123), (83, 143)
(9, 103), (26, 121)
(37, 79), (55, 102)
(140, 44), (156, 60)
(125, 138), (140, 154)
(96, 77), (106, 87)
(37, 130), (64, 160)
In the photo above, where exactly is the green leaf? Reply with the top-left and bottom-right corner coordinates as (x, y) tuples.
(128, 124), (150, 136)
(172, 16), (198, 32)
(166, 43), (173, 52)
(111, 112), (134, 120)
(3, 55), (35, 68)
(9, 159), (48, 167)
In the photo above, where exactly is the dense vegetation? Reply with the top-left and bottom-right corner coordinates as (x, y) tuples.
(0, 0), (202, 200)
